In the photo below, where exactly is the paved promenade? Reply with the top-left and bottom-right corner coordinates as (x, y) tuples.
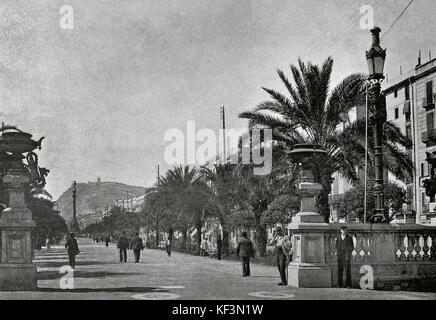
(0, 238), (435, 300)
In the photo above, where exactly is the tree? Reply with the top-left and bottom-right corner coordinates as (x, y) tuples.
(336, 181), (406, 222)
(28, 197), (68, 247)
(201, 163), (239, 256)
(232, 146), (299, 256)
(147, 165), (210, 255)
(239, 57), (413, 221)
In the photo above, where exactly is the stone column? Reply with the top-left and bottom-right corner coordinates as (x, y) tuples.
(0, 154), (37, 290)
(287, 167), (332, 288)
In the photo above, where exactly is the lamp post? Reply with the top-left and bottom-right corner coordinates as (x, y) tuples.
(366, 26), (387, 223)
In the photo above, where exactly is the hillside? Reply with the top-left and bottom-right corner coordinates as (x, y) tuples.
(57, 179), (146, 222)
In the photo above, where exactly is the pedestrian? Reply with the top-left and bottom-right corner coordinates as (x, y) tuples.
(46, 236), (51, 250)
(117, 231), (129, 263)
(336, 226), (354, 288)
(65, 232), (80, 269)
(200, 237), (208, 256)
(105, 235), (111, 247)
(216, 235), (222, 260)
(130, 232), (144, 263)
(269, 226), (292, 286)
(166, 237), (172, 257)
(236, 231), (255, 277)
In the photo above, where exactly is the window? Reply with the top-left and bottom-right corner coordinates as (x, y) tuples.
(406, 125), (411, 139)
(427, 112), (434, 130)
(405, 84), (410, 101)
(394, 90), (398, 98)
(427, 81), (434, 104)
(421, 163), (425, 177)
(395, 107), (399, 119)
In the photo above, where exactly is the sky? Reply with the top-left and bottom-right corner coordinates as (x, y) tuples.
(0, 0), (435, 199)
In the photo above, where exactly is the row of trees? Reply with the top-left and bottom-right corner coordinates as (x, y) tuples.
(89, 57), (413, 256)
(139, 57), (413, 256)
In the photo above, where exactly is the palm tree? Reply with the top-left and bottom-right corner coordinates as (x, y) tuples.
(231, 146), (300, 256)
(201, 162), (239, 256)
(147, 165), (210, 254)
(239, 57), (413, 221)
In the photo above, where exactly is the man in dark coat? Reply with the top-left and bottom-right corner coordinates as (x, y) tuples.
(130, 232), (144, 263)
(117, 231), (130, 263)
(336, 226), (355, 288)
(105, 235), (110, 247)
(216, 235), (222, 260)
(236, 231), (255, 277)
(65, 232), (80, 269)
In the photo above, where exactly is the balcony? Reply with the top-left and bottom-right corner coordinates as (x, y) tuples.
(422, 128), (436, 144)
(422, 94), (436, 111)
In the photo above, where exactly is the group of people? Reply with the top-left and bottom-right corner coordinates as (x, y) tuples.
(235, 225), (355, 288)
(93, 235), (111, 247)
(65, 226), (355, 288)
(116, 231), (145, 263)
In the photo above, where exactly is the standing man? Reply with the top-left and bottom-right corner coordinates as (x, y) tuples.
(216, 235), (222, 260)
(336, 226), (354, 288)
(166, 236), (172, 257)
(269, 226), (291, 286)
(117, 231), (130, 263)
(130, 232), (144, 263)
(65, 232), (80, 269)
(46, 236), (51, 250)
(236, 231), (255, 277)
(105, 234), (111, 247)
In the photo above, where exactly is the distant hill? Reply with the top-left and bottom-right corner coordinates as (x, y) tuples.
(57, 179), (146, 223)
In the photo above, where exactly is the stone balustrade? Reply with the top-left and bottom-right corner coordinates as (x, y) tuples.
(324, 223), (436, 291)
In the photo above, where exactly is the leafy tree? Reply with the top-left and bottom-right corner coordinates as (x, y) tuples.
(239, 57), (413, 221)
(336, 181), (406, 222)
(28, 197), (68, 247)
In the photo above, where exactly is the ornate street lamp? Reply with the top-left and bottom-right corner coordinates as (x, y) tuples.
(366, 27), (387, 223)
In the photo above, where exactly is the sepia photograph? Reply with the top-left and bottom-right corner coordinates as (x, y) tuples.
(0, 0), (435, 310)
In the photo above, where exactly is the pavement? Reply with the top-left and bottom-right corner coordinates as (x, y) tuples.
(0, 238), (435, 300)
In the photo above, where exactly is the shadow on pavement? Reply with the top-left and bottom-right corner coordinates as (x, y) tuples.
(35, 260), (113, 268)
(36, 287), (167, 293)
(38, 270), (143, 280)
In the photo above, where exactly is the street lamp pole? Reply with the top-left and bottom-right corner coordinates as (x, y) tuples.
(366, 27), (387, 223)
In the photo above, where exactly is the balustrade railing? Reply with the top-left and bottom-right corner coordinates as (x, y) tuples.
(325, 224), (436, 264)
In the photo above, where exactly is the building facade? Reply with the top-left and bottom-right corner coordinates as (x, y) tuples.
(384, 57), (436, 224)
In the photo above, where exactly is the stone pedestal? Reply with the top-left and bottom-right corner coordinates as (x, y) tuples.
(287, 170), (332, 288)
(0, 168), (37, 290)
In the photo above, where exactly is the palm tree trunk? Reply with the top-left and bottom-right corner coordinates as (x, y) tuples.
(254, 217), (267, 256)
(181, 228), (187, 252)
(195, 219), (202, 256)
(222, 229), (230, 256)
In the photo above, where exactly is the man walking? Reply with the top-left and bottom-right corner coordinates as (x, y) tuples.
(336, 226), (354, 288)
(236, 231), (255, 277)
(269, 226), (291, 286)
(216, 235), (222, 260)
(105, 234), (111, 247)
(117, 231), (130, 263)
(130, 232), (144, 263)
(65, 232), (80, 269)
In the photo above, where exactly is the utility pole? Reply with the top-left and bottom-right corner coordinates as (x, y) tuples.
(156, 165), (160, 247)
(220, 106), (227, 163)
